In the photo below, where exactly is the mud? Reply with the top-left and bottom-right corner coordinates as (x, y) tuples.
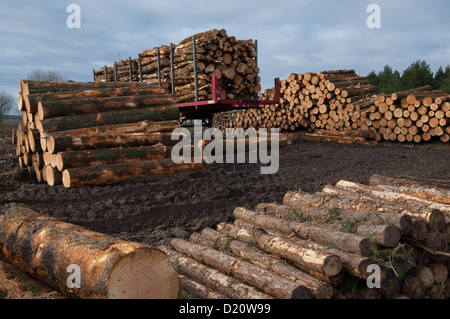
(1, 122), (449, 247)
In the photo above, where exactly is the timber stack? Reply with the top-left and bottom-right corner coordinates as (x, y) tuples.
(218, 70), (380, 142)
(359, 86), (450, 143)
(160, 174), (449, 299)
(0, 203), (180, 299)
(94, 29), (261, 103)
(15, 80), (208, 188)
(217, 70), (449, 144)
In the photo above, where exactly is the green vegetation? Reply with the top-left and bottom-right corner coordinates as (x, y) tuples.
(326, 206), (341, 222)
(366, 60), (450, 94)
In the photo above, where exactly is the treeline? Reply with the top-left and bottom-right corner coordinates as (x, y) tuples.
(366, 60), (450, 94)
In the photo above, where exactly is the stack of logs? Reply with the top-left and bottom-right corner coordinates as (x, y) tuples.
(160, 174), (449, 299)
(215, 69), (449, 144)
(359, 85), (450, 143)
(94, 29), (261, 103)
(218, 69), (379, 133)
(15, 80), (208, 188)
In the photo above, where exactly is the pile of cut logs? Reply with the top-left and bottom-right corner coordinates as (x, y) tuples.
(0, 203), (180, 299)
(160, 174), (449, 299)
(358, 86), (450, 143)
(215, 69), (449, 144)
(94, 29), (261, 103)
(221, 69), (379, 133)
(15, 80), (208, 188)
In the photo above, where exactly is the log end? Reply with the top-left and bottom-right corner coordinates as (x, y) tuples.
(383, 226), (402, 248)
(290, 285), (313, 299)
(359, 237), (373, 257)
(323, 255), (342, 277)
(107, 247), (180, 299)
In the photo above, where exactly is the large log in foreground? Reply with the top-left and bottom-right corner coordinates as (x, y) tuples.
(0, 204), (180, 299)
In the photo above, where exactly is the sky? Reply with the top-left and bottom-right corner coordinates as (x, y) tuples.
(1, 0), (449, 115)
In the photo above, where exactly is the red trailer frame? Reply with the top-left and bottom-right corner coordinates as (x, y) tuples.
(176, 76), (280, 125)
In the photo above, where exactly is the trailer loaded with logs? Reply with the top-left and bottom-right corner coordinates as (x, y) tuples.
(94, 28), (280, 126)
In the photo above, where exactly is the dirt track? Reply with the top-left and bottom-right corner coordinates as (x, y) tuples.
(1, 123), (450, 247)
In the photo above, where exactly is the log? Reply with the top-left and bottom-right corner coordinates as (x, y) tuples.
(0, 257), (66, 299)
(355, 224), (401, 248)
(62, 159), (208, 188)
(257, 202), (412, 234)
(158, 245), (274, 299)
(198, 227), (334, 299)
(22, 81), (156, 96)
(369, 174), (450, 205)
(55, 144), (172, 171)
(335, 180), (448, 230)
(169, 238), (313, 299)
(0, 204), (180, 299)
(38, 95), (176, 120)
(46, 131), (178, 154)
(178, 275), (228, 299)
(25, 86), (167, 115)
(215, 222), (342, 280)
(233, 207), (372, 256)
(39, 105), (180, 133)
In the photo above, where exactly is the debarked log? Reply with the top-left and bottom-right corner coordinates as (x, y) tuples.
(0, 204), (180, 299)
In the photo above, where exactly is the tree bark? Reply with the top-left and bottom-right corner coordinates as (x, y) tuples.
(0, 204), (180, 299)
(46, 131), (178, 154)
(62, 159), (208, 188)
(197, 227), (334, 299)
(233, 207), (373, 257)
(169, 238), (313, 299)
(0, 257), (66, 299)
(158, 245), (274, 299)
(38, 95), (176, 120)
(55, 144), (173, 171)
(216, 221), (342, 280)
(39, 105), (180, 133)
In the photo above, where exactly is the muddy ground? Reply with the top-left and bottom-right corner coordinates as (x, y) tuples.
(1, 121), (450, 247)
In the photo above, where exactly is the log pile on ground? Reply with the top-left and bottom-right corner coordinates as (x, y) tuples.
(160, 174), (450, 299)
(0, 204), (180, 299)
(216, 70), (449, 144)
(227, 70), (379, 133)
(360, 86), (450, 143)
(94, 29), (261, 103)
(15, 80), (209, 188)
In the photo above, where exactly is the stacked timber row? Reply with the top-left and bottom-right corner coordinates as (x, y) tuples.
(359, 86), (450, 143)
(218, 70), (449, 144)
(15, 80), (208, 188)
(0, 203), (180, 299)
(219, 70), (379, 133)
(94, 29), (261, 103)
(160, 174), (449, 299)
